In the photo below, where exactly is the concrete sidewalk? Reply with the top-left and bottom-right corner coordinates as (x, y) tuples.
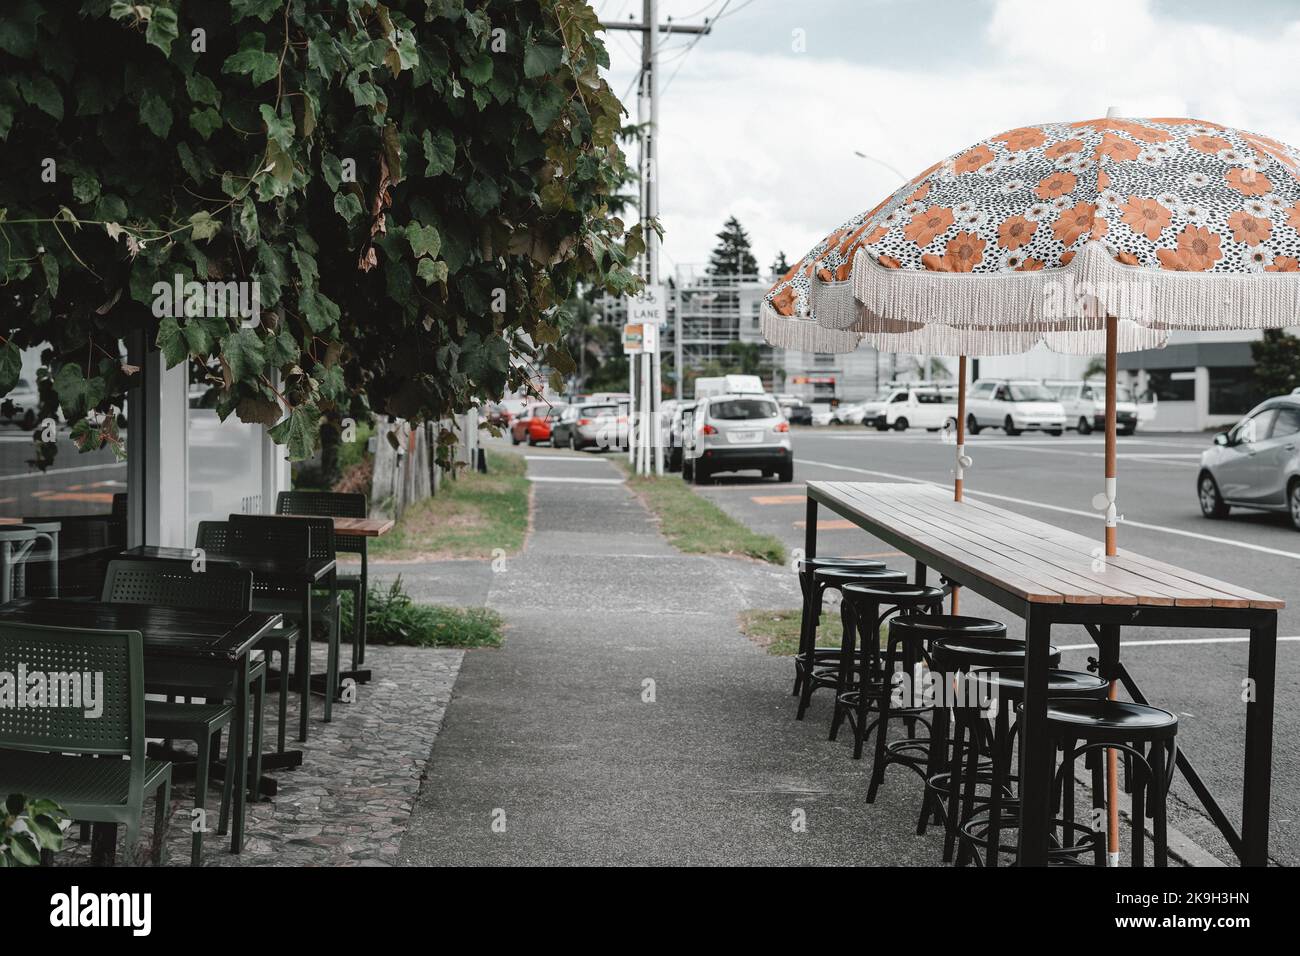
(397, 451), (945, 866)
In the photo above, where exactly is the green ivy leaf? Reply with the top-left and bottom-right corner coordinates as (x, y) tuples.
(407, 222), (441, 260)
(222, 38), (280, 86)
(221, 327), (266, 382)
(417, 258), (448, 285)
(462, 52), (493, 85)
(523, 43), (563, 80)
(72, 174), (100, 205)
(333, 192), (362, 223)
(238, 197), (259, 247)
(139, 89), (172, 137)
(53, 363), (106, 418)
(268, 402), (322, 460)
(422, 129), (455, 176)
(40, 254), (58, 298)
(185, 73), (221, 107)
(156, 316), (188, 367)
(260, 103), (294, 151)
(190, 108), (222, 139)
(145, 6), (179, 55)
(299, 288), (340, 332)
(0, 340), (21, 395)
(231, 0), (283, 23)
(189, 210), (221, 242)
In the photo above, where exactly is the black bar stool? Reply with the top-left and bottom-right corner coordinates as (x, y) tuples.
(836, 585), (945, 790)
(793, 557), (889, 697)
(796, 564), (908, 720)
(1041, 698), (1179, 867)
(946, 667), (1106, 867)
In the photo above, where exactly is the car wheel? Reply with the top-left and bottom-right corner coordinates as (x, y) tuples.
(1289, 480), (1300, 532)
(875, 420), (889, 431)
(778, 463), (794, 483)
(966, 414), (981, 436)
(1077, 416), (1092, 435)
(1047, 429), (1063, 437)
(682, 458), (694, 481)
(1198, 472), (1230, 519)
(693, 461), (710, 484)
(893, 417), (908, 432)
(1004, 416), (1020, 437)
(511, 431), (521, 445)
(569, 434), (578, 452)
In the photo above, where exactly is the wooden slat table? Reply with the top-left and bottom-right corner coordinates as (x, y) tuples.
(805, 480), (1283, 867)
(331, 516), (394, 537)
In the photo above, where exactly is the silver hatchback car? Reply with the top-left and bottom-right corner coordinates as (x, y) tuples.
(1198, 396), (1300, 530)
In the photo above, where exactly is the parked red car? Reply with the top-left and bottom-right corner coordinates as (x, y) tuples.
(510, 403), (565, 445)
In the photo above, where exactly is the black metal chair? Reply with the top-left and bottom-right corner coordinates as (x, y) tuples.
(1041, 698), (1179, 867)
(276, 491), (368, 669)
(797, 565), (909, 720)
(100, 558), (262, 865)
(793, 557), (889, 698)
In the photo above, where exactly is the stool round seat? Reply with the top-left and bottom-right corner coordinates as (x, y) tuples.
(842, 582), (944, 605)
(889, 614), (1006, 643)
(15, 520), (60, 533)
(1042, 698), (1178, 740)
(975, 667), (1109, 701)
(800, 556), (887, 574)
(930, 634), (1060, 671)
(0, 527), (38, 542)
(813, 566), (908, 587)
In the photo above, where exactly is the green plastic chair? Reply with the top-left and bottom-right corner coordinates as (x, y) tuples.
(100, 558), (263, 865)
(276, 491), (369, 668)
(0, 622), (172, 865)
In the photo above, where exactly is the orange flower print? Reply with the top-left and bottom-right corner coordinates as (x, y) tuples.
(995, 127), (1046, 151)
(1035, 171), (1077, 200)
(1017, 257), (1045, 271)
(942, 232), (986, 272)
(1286, 204), (1300, 231)
(1044, 138), (1084, 160)
(1188, 135), (1230, 155)
(1053, 203), (1097, 247)
(878, 255), (902, 269)
(903, 205), (955, 247)
(908, 182), (931, 204)
(1097, 134), (1141, 162)
(1226, 167), (1272, 196)
(997, 215), (1037, 250)
(865, 226), (889, 244)
(1227, 211), (1272, 245)
(954, 145), (995, 175)
(1059, 251), (1076, 266)
(1122, 122), (1171, 143)
(1156, 225), (1222, 271)
(1120, 197), (1171, 241)
(771, 284), (796, 315)
(1114, 250), (1141, 266)
(1266, 256), (1300, 272)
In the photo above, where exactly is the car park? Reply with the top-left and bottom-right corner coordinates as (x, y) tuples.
(682, 393), (792, 484)
(965, 379), (1066, 436)
(550, 402), (628, 452)
(1198, 394), (1300, 530)
(1047, 380), (1138, 435)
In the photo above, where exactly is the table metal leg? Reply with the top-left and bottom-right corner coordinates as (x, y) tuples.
(230, 657), (249, 854)
(1242, 613), (1277, 866)
(1017, 610), (1052, 866)
(804, 497), (817, 560)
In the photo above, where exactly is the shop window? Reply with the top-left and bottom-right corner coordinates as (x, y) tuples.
(1208, 366), (1256, 415)
(1145, 368), (1195, 402)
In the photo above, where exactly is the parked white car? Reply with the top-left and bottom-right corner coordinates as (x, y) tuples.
(875, 387), (958, 432)
(966, 380), (1066, 436)
(1047, 380), (1138, 435)
(682, 393), (792, 483)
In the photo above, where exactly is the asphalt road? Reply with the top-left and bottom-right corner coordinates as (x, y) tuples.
(0, 428), (125, 518)
(688, 425), (1300, 866)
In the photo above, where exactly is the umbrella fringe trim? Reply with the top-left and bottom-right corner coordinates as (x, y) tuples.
(827, 241), (1300, 334)
(759, 302), (862, 353)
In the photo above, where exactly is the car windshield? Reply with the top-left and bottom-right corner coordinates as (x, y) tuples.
(581, 405), (617, 418)
(711, 398), (779, 420)
(1009, 384), (1055, 402)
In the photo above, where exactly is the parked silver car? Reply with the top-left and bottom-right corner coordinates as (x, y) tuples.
(682, 393), (792, 483)
(1198, 395), (1300, 530)
(551, 402), (628, 452)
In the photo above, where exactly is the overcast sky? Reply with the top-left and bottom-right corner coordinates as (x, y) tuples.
(597, 0), (1300, 276)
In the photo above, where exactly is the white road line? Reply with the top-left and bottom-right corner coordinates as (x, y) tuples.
(527, 475), (625, 485)
(797, 458), (1300, 562)
(0, 461), (128, 483)
(524, 455), (609, 463)
(1057, 636), (1300, 651)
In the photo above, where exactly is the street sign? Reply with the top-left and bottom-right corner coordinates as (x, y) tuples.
(627, 284), (667, 327)
(623, 322), (657, 354)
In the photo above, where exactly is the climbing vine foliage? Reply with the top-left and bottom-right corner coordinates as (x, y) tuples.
(0, 0), (644, 463)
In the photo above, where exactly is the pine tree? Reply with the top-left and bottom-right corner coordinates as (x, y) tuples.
(1251, 329), (1300, 401)
(708, 217), (760, 276)
(770, 251), (791, 276)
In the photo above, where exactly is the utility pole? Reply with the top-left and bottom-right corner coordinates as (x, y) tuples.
(604, 4), (714, 476)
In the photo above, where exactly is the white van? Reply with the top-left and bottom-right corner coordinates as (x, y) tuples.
(1046, 380), (1139, 435)
(966, 379), (1066, 436)
(868, 387), (958, 432)
(693, 374), (765, 400)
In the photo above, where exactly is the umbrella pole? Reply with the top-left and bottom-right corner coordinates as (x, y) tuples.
(951, 356), (967, 614)
(1104, 314), (1120, 865)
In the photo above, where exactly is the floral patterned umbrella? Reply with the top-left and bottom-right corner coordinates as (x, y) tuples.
(764, 115), (1300, 556)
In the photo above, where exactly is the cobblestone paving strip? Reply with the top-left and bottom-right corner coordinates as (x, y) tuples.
(56, 642), (465, 867)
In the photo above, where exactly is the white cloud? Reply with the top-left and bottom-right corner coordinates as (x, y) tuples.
(603, 0), (1300, 274)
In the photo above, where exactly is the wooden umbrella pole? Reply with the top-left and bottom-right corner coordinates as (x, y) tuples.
(951, 356), (967, 614)
(1104, 313), (1120, 865)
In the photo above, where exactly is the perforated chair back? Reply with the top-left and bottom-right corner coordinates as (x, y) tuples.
(226, 515), (313, 604)
(195, 520), (232, 554)
(276, 491), (366, 556)
(0, 623), (145, 794)
(100, 559), (253, 613)
(301, 517), (336, 562)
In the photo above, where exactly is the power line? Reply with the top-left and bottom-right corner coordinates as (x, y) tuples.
(661, 0), (731, 93)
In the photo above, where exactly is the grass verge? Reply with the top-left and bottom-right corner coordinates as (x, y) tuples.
(622, 466), (786, 564)
(368, 448), (529, 560)
(739, 607), (886, 656)
(341, 577), (504, 648)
